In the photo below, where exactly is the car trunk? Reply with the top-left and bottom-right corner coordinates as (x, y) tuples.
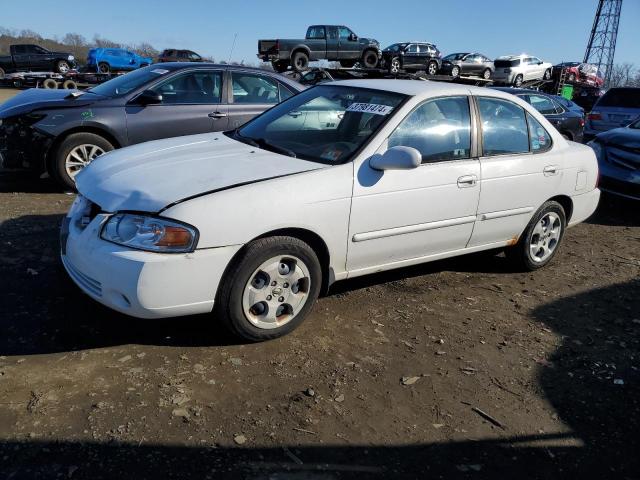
(258, 41), (279, 55)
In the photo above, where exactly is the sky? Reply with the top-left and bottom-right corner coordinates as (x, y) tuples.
(1, 0), (638, 66)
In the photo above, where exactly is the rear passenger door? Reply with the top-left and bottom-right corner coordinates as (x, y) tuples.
(125, 69), (227, 144)
(403, 44), (420, 69)
(469, 96), (562, 247)
(226, 71), (295, 129)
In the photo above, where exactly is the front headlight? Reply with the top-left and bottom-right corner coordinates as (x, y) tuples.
(100, 213), (198, 253)
(68, 55), (75, 61)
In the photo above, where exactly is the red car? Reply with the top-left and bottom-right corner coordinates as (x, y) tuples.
(554, 62), (604, 88)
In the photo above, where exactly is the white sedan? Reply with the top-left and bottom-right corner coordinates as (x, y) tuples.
(61, 80), (600, 341)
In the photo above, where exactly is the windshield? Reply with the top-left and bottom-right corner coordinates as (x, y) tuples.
(630, 117), (640, 129)
(233, 85), (406, 164)
(87, 66), (172, 97)
(444, 53), (466, 61)
(598, 88), (640, 108)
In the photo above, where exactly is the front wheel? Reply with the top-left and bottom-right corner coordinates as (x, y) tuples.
(482, 68), (492, 80)
(544, 69), (552, 80)
(215, 236), (322, 342)
(53, 133), (114, 190)
(514, 74), (524, 87)
(505, 201), (566, 271)
(388, 57), (401, 74)
(362, 50), (379, 69)
(56, 60), (71, 74)
(427, 61), (438, 76)
(98, 62), (110, 74)
(450, 65), (460, 78)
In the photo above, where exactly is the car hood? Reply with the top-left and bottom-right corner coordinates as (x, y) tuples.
(76, 133), (327, 213)
(598, 127), (640, 148)
(0, 88), (102, 118)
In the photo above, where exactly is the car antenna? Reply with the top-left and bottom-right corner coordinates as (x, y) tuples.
(228, 33), (238, 64)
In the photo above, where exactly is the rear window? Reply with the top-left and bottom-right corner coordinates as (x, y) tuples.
(494, 59), (521, 68)
(598, 88), (640, 108)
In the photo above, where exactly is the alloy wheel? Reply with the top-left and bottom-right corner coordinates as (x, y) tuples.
(64, 144), (106, 179)
(428, 62), (438, 75)
(529, 212), (562, 263)
(241, 255), (311, 330)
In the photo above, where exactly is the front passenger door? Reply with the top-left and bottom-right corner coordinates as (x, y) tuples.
(348, 96), (481, 271)
(125, 69), (227, 144)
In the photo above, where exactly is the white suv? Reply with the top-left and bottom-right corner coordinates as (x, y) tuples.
(493, 55), (553, 87)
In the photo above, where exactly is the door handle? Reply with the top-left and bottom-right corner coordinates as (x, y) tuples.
(543, 165), (559, 176)
(457, 175), (478, 188)
(208, 112), (227, 118)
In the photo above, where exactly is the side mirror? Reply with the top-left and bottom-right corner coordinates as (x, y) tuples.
(135, 89), (162, 105)
(369, 146), (421, 171)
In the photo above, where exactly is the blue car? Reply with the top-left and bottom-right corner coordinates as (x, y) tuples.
(589, 116), (640, 201)
(87, 48), (153, 73)
(585, 87), (640, 142)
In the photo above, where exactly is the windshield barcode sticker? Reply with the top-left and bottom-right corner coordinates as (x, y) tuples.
(347, 103), (394, 115)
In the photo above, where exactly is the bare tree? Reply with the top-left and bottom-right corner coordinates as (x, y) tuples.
(92, 35), (121, 49)
(19, 29), (41, 39)
(63, 33), (87, 49)
(609, 63), (637, 88)
(134, 42), (159, 59)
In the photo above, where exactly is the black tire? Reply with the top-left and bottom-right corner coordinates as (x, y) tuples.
(214, 236), (322, 342)
(544, 69), (552, 80)
(505, 201), (567, 271)
(291, 51), (309, 72)
(62, 80), (77, 90)
(272, 61), (289, 73)
(0, 67), (5, 80)
(482, 68), (492, 80)
(427, 61), (438, 76)
(514, 74), (524, 87)
(388, 57), (401, 74)
(567, 73), (576, 82)
(450, 65), (460, 78)
(42, 78), (58, 89)
(56, 60), (71, 74)
(362, 50), (379, 69)
(52, 133), (114, 190)
(98, 62), (110, 74)
(339, 60), (356, 68)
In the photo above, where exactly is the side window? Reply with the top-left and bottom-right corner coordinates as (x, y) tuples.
(524, 94), (557, 115)
(477, 97), (529, 156)
(527, 113), (552, 153)
(307, 26), (326, 39)
(13, 45), (26, 54)
(232, 72), (279, 104)
(327, 27), (338, 40)
(406, 44), (419, 54)
(338, 27), (352, 40)
(153, 71), (222, 104)
(279, 83), (295, 101)
(388, 96), (472, 163)
(188, 52), (201, 61)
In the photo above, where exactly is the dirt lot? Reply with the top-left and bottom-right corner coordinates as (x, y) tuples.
(0, 170), (637, 480)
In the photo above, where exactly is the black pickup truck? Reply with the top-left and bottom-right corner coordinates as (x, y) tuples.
(258, 25), (381, 72)
(0, 44), (77, 79)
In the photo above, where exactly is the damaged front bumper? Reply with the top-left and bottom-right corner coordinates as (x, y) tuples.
(0, 116), (53, 171)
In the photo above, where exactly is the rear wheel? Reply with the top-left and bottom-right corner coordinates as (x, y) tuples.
(505, 201), (566, 271)
(544, 69), (552, 80)
(427, 61), (438, 76)
(53, 133), (114, 190)
(215, 236), (322, 342)
(482, 68), (492, 80)
(514, 74), (524, 87)
(362, 50), (379, 69)
(56, 60), (71, 74)
(388, 57), (401, 74)
(450, 65), (460, 78)
(291, 51), (309, 72)
(98, 62), (110, 74)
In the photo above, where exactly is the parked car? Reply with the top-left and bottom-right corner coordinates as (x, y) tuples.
(553, 95), (585, 117)
(86, 48), (153, 73)
(158, 49), (203, 63)
(553, 62), (604, 87)
(61, 80), (600, 341)
(492, 88), (584, 142)
(440, 52), (493, 79)
(589, 117), (640, 200)
(492, 55), (553, 87)
(258, 25), (381, 72)
(380, 42), (441, 75)
(0, 44), (76, 78)
(0, 64), (302, 189)
(584, 87), (640, 141)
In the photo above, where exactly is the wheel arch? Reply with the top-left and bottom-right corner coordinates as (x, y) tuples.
(289, 46), (311, 61)
(548, 194), (574, 223)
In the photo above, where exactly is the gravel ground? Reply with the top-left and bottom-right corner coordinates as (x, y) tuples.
(0, 85), (639, 478)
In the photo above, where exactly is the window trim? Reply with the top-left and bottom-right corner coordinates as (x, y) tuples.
(385, 95), (477, 165)
(229, 70), (282, 105)
(473, 95), (553, 158)
(145, 69), (225, 106)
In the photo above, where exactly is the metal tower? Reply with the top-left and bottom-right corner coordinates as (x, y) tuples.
(584, 0), (623, 87)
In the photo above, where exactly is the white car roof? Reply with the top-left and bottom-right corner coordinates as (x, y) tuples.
(328, 79), (514, 100)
